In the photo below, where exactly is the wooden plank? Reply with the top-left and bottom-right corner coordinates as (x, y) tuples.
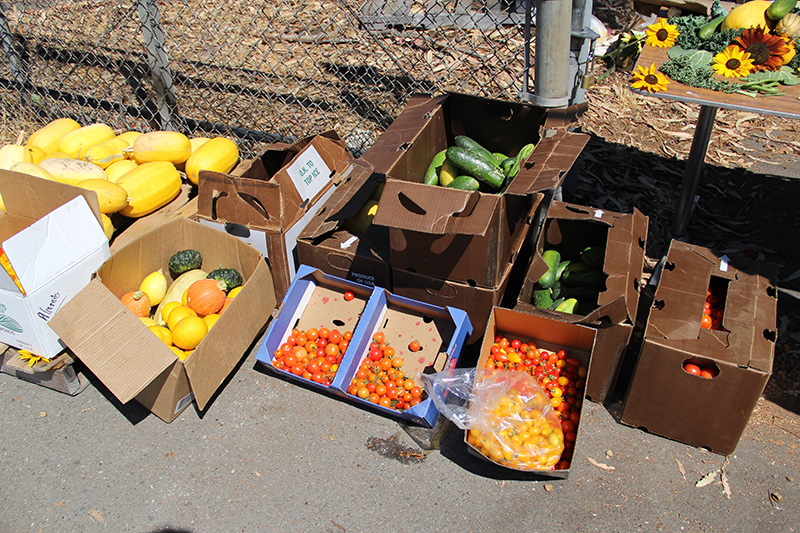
(633, 45), (800, 121)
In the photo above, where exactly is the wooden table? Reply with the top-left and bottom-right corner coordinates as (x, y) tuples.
(632, 45), (800, 239)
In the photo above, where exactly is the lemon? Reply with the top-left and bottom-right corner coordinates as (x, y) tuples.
(140, 269), (168, 306)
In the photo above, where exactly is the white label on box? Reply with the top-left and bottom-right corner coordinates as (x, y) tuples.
(340, 236), (358, 250)
(283, 185), (337, 276)
(175, 392), (194, 414)
(594, 209), (604, 218)
(719, 255), (729, 272)
(286, 145), (332, 202)
(350, 271), (375, 287)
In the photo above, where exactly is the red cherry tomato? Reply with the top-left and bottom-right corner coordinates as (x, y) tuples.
(683, 363), (701, 375)
(344, 291), (355, 301)
(409, 340), (421, 352)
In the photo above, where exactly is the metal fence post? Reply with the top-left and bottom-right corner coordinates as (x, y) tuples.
(0, 4), (31, 106)
(136, 0), (180, 131)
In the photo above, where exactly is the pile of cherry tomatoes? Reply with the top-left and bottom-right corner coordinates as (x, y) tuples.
(683, 361), (719, 379)
(482, 334), (587, 470)
(271, 326), (353, 386)
(346, 331), (425, 412)
(701, 288), (726, 331)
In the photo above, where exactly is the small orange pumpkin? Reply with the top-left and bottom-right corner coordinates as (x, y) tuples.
(121, 290), (151, 317)
(219, 296), (234, 315)
(186, 278), (226, 316)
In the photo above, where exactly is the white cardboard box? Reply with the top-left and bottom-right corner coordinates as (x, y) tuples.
(0, 171), (110, 357)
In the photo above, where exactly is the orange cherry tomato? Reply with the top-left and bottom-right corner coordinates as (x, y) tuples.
(683, 363), (701, 375)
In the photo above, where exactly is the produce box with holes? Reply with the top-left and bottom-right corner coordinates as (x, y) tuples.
(619, 240), (777, 455)
(49, 216), (276, 423)
(514, 201), (648, 403)
(360, 91), (588, 288)
(391, 192), (543, 345)
(254, 264), (374, 393)
(196, 131), (351, 301)
(331, 285), (472, 427)
(0, 170), (110, 358)
(469, 306), (596, 478)
(296, 159), (392, 290)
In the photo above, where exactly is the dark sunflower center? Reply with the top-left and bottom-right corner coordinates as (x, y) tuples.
(656, 28), (669, 41)
(745, 43), (771, 64)
(725, 58), (742, 70)
(644, 74), (659, 85)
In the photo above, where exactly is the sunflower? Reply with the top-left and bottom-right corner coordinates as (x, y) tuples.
(631, 63), (670, 93)
(712, 46), (755, 78)
(18, 349), (49, 367)
(730, 27), (789, 71)
(645, 18), (679, 48)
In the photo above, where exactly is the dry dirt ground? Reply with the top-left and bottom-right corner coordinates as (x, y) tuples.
(574, 1), (800, 443)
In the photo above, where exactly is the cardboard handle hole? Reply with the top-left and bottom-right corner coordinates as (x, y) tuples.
(224, 222), (251, 238)
(638, 237), (645, 249)
(398, 141), (412, 152)
(332, 318), (345, 327)
(653, 299), (665, 311)
(325, 253), (353, 270)
(682, 357), (719, 379)
(766, 285), (777, 298)
(239, 193), (271, 221)
(763, 329), (776, 343)
(451, 192), (479, 219)
(398, 193), (427, 216)
(564, 204), (591, 216)
(210, 190), (228, 219)
(664, 261), (676, 271)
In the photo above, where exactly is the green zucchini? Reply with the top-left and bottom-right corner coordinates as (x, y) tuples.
(423, 150), (447, 186)
(438, 159), (458, 187)
(555, 260), (571, 280)
(580, 245), (605, 270)
(503, 143), (536, 183)
(446, 175), (480, 191)
(698, 15), (725, 39)
(445, 146), (505, 190)
(454, 136), (501, 168)
(561, 269), (607, 288)
(537, 249), (561, 289)
(767, 0), (797, 20)
(533, 289), (554, 309)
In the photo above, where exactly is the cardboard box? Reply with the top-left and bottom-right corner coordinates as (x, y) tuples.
(332, 286), (472, 427)
(0, 344), (90, 396)
(296, 160), (392, 289)
(515, 201), (648, 403)
(48, 217), (277, 422)
(469, 307), (596, 478)
(196, 131), (352, 300)
(0, 171), (110, 358)
(390, 194), (541, 344)
(361, 92), (588, 287)
(254, 264), (374, 393)
(619, 241), (777, 455)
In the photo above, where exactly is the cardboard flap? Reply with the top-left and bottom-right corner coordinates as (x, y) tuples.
(505, 131), (590, 195)
(372, 179), (499, 236)
(0, 170), (103, 227)
(197, 171), (283, 232)
(48, 277), (175, 404)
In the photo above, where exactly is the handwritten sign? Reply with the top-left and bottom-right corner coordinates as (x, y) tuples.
(286, 145), (331, 202)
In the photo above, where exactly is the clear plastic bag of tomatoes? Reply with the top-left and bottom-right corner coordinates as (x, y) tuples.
(421, 368), (565, 471)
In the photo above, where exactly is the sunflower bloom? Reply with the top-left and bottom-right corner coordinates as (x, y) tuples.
(645, 19), (679, 48)
(712, 46), (755, 78)
(780, 36), (796, 65)
(631, 63), (670, 93)
(731, 27), (789, 71)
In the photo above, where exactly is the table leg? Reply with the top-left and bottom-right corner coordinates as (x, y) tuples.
(670, 104), (718, 240)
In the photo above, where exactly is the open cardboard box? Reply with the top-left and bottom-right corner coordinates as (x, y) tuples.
(469, 307), (596, 478)
(391, 194), (543, 344)
(296, 159), (392, 290)
(196, 131), (352, 300)
(361, 92), (588, 288)
(49, 217), (276, 422)
(515, 201), (649, 403)
(255, 264), (373, 393)
(619, 241), (777, 455)
(332, 286), (472, 427)
(0, 171), (110, 358)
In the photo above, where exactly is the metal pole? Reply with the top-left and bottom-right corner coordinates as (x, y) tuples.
(670, 104), (718, 239)
(137, 0), (180, 131)
(0, 4), (30, 99)
(531, 0), (571, 107)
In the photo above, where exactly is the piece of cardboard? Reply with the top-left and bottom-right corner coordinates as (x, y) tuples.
(255, 265), (374, 393)
(0, 344), (90, 396)
(332, 286), (472, 427)
(619, 241), (777, 455)
(515, 201), (648, 403)
(196, 132), (351, 300)
(468, 307), (596, 478)
(49, 217), (277, 422)
(0, 171), (110, 357)
(361, 92), (588, 287)
(296, 160), (392, 289)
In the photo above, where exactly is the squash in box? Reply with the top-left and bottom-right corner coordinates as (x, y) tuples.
(57, 123), (116, 159)
(115, 160), (182, 218)
(76, 178), (129, 214)
(26, 118), (81, 156)
(131, 131), (192, 165)
(38, 157), (107, 185)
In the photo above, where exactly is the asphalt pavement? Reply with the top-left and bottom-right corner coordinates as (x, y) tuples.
(1, 323), (798, 533)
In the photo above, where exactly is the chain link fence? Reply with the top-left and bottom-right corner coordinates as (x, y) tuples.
(0, 0), (576, 158)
